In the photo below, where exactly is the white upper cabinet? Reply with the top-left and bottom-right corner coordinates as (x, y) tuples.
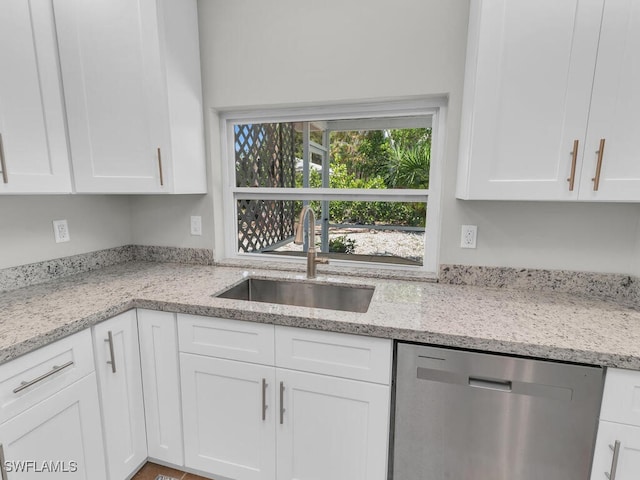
(579, 0), (640, 200)
(0, 0), (72, 194)
(53, 0), (206, 194)
(457, 0), (640, 202)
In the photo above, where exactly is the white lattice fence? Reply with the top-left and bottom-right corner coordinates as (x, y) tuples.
(235, 123), (297, 252)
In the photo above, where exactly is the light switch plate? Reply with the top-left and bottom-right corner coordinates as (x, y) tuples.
(53, 220), (70, 243)
(190, 216), (202, 236)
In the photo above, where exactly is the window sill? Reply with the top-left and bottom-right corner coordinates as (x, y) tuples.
(215, 256), (438, 283)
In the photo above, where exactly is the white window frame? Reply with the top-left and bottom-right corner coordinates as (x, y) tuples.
(219, 98), (446, 273)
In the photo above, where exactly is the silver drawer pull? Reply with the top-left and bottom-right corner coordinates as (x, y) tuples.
(13, 360), (74, 394)
(105, 331), (116, 373)
(157, 147), (164, 186)
(262, 378), (268, 421)
(279, 381), (285, 425)
(605, 440), (621, 480)
(0, 133), (7, 184)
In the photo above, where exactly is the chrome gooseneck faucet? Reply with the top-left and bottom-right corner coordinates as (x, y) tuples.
(294, 205), (329, 279)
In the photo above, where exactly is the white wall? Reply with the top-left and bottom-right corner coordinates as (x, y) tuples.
(448, 201), (640, 273)
(129, 195), (214, 249)
(197, 0), (640, 275)
(199, 0), (467, 109)
(0, 196), (132, 269)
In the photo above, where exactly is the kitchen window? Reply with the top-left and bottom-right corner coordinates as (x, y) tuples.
(220, 99), (445, 272)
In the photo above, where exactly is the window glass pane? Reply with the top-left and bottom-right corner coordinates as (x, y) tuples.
(236, 199), (426, 266)
(236, 199), (301, 252)
(309, 129), (324, 145)
(235, 122), (431, 189)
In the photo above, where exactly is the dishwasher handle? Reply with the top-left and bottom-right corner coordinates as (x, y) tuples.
(417, 367), (512, 392)
(469, 376), (512, 392)
(416, 367), (573, 401)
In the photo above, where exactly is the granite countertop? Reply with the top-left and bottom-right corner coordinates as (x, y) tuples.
(1, 261), (640, 368)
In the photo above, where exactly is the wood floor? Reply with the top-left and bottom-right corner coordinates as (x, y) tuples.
(131, 462), (212, 480)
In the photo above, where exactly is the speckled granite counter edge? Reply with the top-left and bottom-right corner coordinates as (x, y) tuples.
(0, 246), (214, 293)
(0, 300), (136, 364)
(439, 264), (640, 308)
(9, 295), (639, 370)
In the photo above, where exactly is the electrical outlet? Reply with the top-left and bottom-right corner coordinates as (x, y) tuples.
(460, 225), (477, 249)
(53, 220), (70, 243)
(190, 215), (202, 236)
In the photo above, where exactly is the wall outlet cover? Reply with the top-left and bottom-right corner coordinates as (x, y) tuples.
(460, 224), (477, 249)
(53, 220), (70, 243)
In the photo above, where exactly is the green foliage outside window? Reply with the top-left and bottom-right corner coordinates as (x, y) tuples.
(295, 128), (430, 227)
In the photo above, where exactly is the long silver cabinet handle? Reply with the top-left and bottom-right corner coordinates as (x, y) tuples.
(105, 331), (116, 373)
(605, 440), (621, 480)
(567, 139), (579, 191)
(262, 378), (268, 421)
(279, 381), (285, 425)
(13, 360), (74, 394)
(0, 133), (8, 184)
(157, 147), (164, 186)
(592, 138), (606, 191)
(0, 443), (7, 480)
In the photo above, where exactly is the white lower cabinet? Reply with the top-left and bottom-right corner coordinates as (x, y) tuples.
(591, 421), (640, 480)
(181, 354), (277, 480)
(276, 368), (389, 480)
(178, 314), (392, 480)
(180, 355), (389, 480)
(137, 309), (183, 466)
(93, 311), (147, 480)
(0, 329), (107, 480)
(0, 374), (106, 479)
(591, 367), (640, 480)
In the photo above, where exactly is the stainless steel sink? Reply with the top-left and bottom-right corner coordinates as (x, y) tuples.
(216, 278), (374, 313)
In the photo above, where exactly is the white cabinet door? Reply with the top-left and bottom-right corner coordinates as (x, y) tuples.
(93, 311), (147, 480)
(0, 374), (107, 479)
(457, 0), (603, 200)
(591, 421), (640, 480)
(53, 0), (170, 194)
(276, 368), (390, 480)
(0, 0), (71, 194)
(180, 353), (276, 480)
(137, 309), (183, 466)
(579, 0), (640, 201)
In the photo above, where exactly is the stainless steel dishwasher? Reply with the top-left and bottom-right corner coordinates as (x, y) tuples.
(392, 343), (604, 480)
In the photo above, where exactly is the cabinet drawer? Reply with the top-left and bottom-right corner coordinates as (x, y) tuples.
(0, 329), (94, 423)
(178, 314), (275, 365)
(275, 326), (392, 384)
(590, 420), (640, 480)
(600, 368), (640, 427)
